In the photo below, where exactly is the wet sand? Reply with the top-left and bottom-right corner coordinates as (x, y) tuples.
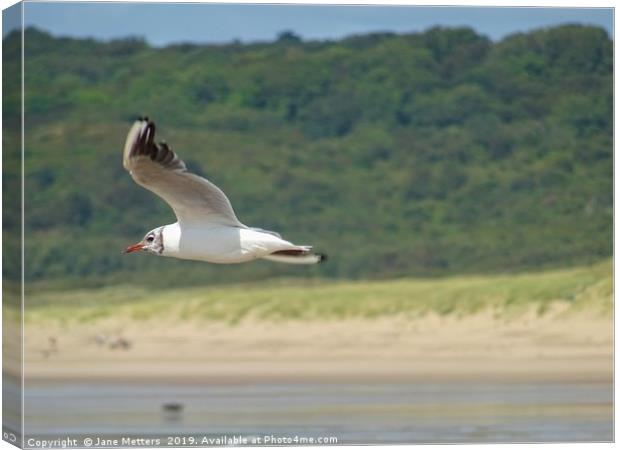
(18, 379), (613, 443)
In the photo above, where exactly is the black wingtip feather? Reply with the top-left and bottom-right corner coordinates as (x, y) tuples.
(127, 117), (186, 172)
(318, 253), (328, 263)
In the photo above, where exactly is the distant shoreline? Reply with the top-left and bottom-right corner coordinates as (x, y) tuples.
(23, 359), (613, 385)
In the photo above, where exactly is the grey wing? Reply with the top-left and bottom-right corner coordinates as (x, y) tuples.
(122, 118), (244, 227)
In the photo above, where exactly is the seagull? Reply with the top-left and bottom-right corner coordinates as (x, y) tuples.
(122, 118), (326, 265)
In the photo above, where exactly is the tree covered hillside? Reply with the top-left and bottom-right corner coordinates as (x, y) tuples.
(2, 25), (612, 288)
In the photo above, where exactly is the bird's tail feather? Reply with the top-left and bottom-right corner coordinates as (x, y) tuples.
(263, 249), (327, 265)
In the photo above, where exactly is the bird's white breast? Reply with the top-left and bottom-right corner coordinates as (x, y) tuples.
(161, 223), (294, 264)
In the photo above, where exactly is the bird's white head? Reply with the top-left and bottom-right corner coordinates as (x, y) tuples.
(124, 226), (165, 255)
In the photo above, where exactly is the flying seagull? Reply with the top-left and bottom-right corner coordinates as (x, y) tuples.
(122, 117), (326, 265)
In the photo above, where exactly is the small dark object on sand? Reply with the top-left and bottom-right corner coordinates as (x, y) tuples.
(162, 402), (184, 422)
(109, 337), (132, 350)
(162, 402), (183, 412)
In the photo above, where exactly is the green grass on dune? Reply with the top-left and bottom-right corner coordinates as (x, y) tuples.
(23, 259), (612, 325)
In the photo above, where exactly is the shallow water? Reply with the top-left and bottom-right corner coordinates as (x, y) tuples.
(13, 380), (613, 445)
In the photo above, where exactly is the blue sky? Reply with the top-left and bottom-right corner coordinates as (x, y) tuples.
(3, 2), (614, 46)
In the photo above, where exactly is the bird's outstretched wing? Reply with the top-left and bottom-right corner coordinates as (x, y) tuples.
(123, 118), (244, 227)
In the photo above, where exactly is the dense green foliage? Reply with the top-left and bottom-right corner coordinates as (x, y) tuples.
(3, 25), (612, 288)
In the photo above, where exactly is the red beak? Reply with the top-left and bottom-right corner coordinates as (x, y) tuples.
(124, 242), (145, 254)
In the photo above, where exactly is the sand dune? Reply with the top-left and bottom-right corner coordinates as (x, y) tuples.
(17, 303), (612, 384)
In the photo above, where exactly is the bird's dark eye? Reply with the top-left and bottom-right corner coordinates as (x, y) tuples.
(146, 235), (154, 243)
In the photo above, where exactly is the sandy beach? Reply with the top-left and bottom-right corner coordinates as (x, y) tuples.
(17, 303), (612, 384)
(6, 285), (613, 443)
